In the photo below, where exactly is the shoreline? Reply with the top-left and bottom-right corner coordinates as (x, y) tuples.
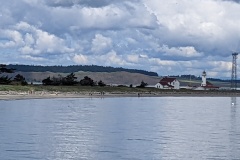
(1, 91), (240, 100)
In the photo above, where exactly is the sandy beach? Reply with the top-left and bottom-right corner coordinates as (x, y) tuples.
(0, 90), (240, 100)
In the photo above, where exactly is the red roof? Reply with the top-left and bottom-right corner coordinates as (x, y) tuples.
(159, 81), (174, 88)
(160, 77), (176, 83)
(203, 81), (219, 89)
(203, 86), (219, 89)
(158, 77), (176, 88)
(206, 81), (213, 86)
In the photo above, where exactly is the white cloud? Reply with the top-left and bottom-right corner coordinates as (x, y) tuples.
(44, 0), (140, 8)
(127, 54), (139, 63)
(34, 29), (73, 54)
(8, 22), (75, 55)
(91, 34), (112, 54)
(24, 33), (35, 46)
(0, 0), (240, 78)
(104, 50), (126, 65)
(73, 54), (88, 64)
(21, 55), (46, 61)
(0, 29), (24, 47)
(160, 45), (204, 58)
(19, 46), (40, 55)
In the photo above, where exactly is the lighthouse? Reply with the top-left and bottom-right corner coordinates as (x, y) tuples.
(201, 70), (207, 87)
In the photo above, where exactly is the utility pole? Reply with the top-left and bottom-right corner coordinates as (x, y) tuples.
(231, 53), (238, 90)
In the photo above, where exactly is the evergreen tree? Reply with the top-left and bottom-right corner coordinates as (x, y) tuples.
(13, 74), (28, 85)
(0, 64), (15, 85)
(62, 73), (77, 85)
(0, 76), (12, 85)
(98, 80), (106, 87)
(0, 64), (15, 74)
(42, 77), (53, 85)
(80, 76), (96, 86)
(136, 80), (148, 88)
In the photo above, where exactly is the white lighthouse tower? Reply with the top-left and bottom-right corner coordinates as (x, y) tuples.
(201, 70), (207, 87)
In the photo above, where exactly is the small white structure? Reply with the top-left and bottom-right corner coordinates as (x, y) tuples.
(194, 86), (205, 90)
(201, 70), (207, 86)
(155, 77), (180, 90)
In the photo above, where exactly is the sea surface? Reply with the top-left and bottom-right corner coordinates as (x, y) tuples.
(0, 97), (239, 160)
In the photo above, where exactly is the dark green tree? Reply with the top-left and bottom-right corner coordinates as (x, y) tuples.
(42, 76), (53, 85)
(80, 76), (96, 86)
(136, 80), (148, 88)
(0, 64), (15, 85)
(0, 64), (15, 74)
(51, 76), (63, 85)
(98, 80), (106, 87)
(0, 76), (12, 84)
(13, 74), (28, 85)
(62, 73), (77, 85)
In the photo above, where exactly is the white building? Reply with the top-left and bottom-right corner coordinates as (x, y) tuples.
(194, 70), (219, 90)
(201, 70), (207, 86)
(155, 77), (180, 90)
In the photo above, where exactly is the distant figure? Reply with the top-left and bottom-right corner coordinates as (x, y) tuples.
(29, 89), (34, 94)
(138, 93), (140, 97)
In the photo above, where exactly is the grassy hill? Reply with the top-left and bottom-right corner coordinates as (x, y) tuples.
(179, 79), (231, 87)
(3, 71), (231, 87)
(4, 71), (161, 86)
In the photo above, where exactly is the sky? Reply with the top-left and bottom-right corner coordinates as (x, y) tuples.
(1, 0), (240, 78)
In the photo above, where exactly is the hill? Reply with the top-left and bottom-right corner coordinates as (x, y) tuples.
(3, 71), (231, 87)
(7, 64), (158, 77)
(5, 71), (161, 86)
(2, 65), (232, 87)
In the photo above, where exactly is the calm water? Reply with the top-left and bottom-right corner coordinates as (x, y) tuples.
(0, 97), (239, 160)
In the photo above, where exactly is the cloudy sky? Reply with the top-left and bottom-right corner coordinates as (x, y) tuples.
(1, 0), (240, 78)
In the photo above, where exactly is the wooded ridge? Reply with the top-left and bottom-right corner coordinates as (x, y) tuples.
(7, 64), (158, 77)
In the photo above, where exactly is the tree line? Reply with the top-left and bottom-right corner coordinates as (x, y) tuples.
(42, 73), (106, 87)
(0, 64), (149, 87)
(7, 64), (158, 77)
(42, 73), (148, 88)
(0, 64), (27, 85)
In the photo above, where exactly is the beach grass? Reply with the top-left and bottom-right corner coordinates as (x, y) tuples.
(0, 84), (161, 93)
(0, 85), (33, 92)
(0, 84), (239, 98)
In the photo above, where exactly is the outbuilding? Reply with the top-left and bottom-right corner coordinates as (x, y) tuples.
(155, 77), (180, 90)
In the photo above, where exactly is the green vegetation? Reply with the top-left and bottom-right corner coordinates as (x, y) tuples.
(0, 64), (15, 74)
(0, 85), (33, 92)
(13, 74), (28, 85)
(79, 76), (96, 86)
(0, 84), (159, 93)
(0, 64), (27, 86)
(0, 84), (239, 96)
(136, 81), (148, 88)
(98, 80), (106, 87)
(0, 76), (12, 85)
(7, 64), (158, 76)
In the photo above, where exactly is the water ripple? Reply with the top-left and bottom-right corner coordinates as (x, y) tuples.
(0, 97), (240, 160)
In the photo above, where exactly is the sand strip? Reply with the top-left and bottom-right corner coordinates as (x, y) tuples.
(0, 91), (240, 100)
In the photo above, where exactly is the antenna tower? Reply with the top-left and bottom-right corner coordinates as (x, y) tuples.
(231, 52), (238, 90)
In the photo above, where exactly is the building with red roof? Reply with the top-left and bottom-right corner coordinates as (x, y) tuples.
(155, 77), (180, 90)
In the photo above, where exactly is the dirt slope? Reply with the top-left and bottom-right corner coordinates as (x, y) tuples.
(7, 71), (161, 86)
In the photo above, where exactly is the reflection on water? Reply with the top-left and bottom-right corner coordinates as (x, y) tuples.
(231, 97), (237, 106)
(230, 97), (239, 159)
(0, 97), (240, 160)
